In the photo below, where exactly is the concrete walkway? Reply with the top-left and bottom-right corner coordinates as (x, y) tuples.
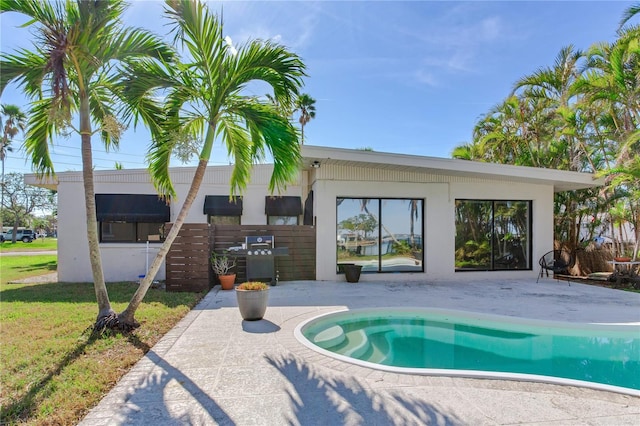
(80, 278), (640, 425)
(0, 250), (57, 256)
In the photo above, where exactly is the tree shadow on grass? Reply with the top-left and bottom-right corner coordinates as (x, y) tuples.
(265, 354), (462, 425)
(2, 328), (228, 425)
(12, 259), (57, 273)
(0, 280), (206, 307)
(1, 331), (99, 423)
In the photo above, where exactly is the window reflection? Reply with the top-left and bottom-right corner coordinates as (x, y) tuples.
(100, 222), (166, 243)
(492, 201), (530, 270)
(381, 199), (423, 271)
(268, 216), (299, 225)
(209, 215), (241, 225)
(455, 200), (531, 271)
(337, 198), (424, 273)
(454, 200), (492, 270)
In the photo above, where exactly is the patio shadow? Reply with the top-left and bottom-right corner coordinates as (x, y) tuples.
(265, 353), (461, 425)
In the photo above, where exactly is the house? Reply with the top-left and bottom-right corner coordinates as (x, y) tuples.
(26, 145), (602, 284)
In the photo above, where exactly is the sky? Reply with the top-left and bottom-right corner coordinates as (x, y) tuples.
(0, 0), (633, 176)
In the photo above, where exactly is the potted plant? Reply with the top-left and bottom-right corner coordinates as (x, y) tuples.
(211, 251), (236, 290)
(235, 281), (270, 320)
(343, 264), (363, 283)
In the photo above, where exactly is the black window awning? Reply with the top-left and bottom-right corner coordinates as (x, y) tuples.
(265, 196), (302, 216)
(96, 194), (170, 222)
(203, 195), (243, 215)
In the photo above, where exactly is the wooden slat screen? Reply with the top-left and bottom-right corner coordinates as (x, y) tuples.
(165, 223), (210, 292)
(211, 225), (316, 283)
(165, 223), (316, 292)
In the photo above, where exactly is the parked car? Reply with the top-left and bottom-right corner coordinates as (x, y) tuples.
(0, 229), (35, 243)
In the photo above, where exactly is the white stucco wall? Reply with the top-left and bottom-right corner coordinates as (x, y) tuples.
(51, 157), (566, 284)
(311, 165), (554, 282)
(56, 164), (304, 282)
(57, 178), (166, 283)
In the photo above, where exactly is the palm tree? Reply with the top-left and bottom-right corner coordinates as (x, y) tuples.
(293, 93), (316, 144)
(577, 34), (640, 254)
(0, 104), (27, 232)
(513, 45), (585, 171)
(117, 0), (306, 329)
(0, 0), (172, 330)
(512, 45), (589, 247)
(619, 2), (640, 30)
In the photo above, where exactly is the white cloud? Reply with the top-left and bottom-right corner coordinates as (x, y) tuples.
(226, 2), (318, 50)
(479, 17), (501, 41)
(390, 5), (509, 77)
(414, 70), (438, 87)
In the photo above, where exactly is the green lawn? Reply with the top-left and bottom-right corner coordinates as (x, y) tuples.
(0, 237), (58, 252)
(0, 252), (205, 425)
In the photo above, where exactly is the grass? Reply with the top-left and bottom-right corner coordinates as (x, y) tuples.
(0, 238), (58, 252)
(0, 255), (57, 283)
(0, 253), (206, 425)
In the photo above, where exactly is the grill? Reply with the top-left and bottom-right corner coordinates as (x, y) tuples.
(245, 235), (286, 285)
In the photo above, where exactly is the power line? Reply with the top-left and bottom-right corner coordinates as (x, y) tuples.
(7, 137), (151, 159)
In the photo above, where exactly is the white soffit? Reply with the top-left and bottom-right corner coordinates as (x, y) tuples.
(301, 145), (603, 192)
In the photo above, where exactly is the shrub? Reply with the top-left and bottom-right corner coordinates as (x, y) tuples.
(237, 281), (269, 290)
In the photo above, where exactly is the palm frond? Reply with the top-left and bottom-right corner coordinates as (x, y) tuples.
(0, 49), (48, 97)
(231, 40), (306, 105)
(218, 118), (253, 194)
(619, 3), (640, 31)
(23, 98), (56, 177)
(147, 131), (178, 199)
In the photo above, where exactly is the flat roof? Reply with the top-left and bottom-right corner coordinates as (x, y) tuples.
(25, 145), (604, 193)
(301, 145), (604, 192)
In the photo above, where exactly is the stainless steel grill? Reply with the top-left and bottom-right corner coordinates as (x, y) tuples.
(245, 235), (274, 254)
(245, 235), (277, 284)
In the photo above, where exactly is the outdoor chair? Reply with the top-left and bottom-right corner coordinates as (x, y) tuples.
(537, 250), (574, 284)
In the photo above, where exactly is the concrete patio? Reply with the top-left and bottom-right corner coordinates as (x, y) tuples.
(80, 278), (640, 425)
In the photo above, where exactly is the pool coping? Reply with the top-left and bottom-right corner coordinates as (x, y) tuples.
(294, 307), (640, 397)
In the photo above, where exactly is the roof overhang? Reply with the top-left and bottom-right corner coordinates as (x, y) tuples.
(24, 174), (58, 190)
(300, 145), (604, 192)
(24, 145), (604, 194)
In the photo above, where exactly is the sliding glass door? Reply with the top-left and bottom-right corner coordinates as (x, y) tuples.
(337, 198), (424, 273)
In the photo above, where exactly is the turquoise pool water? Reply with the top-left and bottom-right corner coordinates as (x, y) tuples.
(297, 309), (640, 393)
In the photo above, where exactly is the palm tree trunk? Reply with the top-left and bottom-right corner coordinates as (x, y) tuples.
(118, 157), (208, 328)
(120, 116), (217, 329)
(79, 94), (113, 321)
(0, 150), (5, 233)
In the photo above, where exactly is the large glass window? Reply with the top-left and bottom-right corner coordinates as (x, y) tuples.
(455, 200), (531, 271)
(337, 198), (424, 273)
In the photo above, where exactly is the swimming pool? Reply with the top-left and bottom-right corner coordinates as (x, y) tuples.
(295, 308), (640, 395)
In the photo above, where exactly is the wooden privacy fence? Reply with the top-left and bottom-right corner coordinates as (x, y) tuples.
(165, 224), (316, 292)
(211, 225), (316, 283)
(165, 223), (210, 292)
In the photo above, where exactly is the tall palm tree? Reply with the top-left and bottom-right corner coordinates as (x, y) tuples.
(0, 0), (172, 329)
(117, 0), (306, 329)
(512, 45), (588, 247)
(577, 30), (640, 256)
(0, 104), (27, 232)
(513, 45), (585, 171)
(294, 93), (316, 144)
